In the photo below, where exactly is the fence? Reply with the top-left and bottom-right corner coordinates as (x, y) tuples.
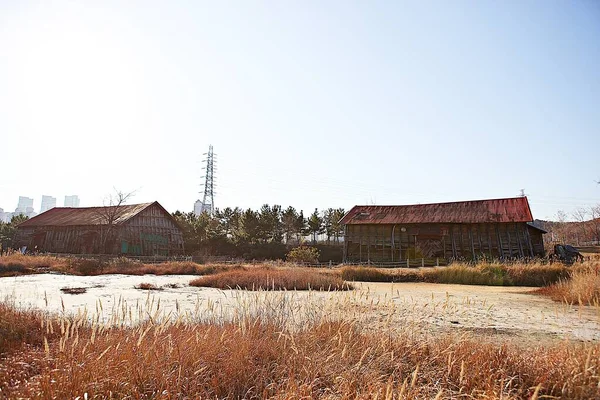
(340, 258), (448, 268)
(42, 253), (193, 264)
(31, 253), (449, 268)
(289, 258), (448, 268)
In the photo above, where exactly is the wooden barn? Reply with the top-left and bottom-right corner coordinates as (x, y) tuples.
(15, 202), (184, 256)
(341, 197), (545, 263)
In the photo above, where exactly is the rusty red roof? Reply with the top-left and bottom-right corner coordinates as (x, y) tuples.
(340, 197), (534, 225)
(17, 202), (155, 227)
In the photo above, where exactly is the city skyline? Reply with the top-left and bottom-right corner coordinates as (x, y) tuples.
(0, 194), (81, 215)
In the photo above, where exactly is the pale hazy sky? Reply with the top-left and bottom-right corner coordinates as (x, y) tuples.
(1, 1), (599, 220)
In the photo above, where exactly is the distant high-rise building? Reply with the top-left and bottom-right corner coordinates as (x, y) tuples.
(15, 196), (36, 218)
(40, 195), (57, 213)
(15, 196), (34, 213)
(64, 195), (80, 207)
(193, 200), (204, 216)
(1, 213), (13, 223)
(1, 211), (14, 223)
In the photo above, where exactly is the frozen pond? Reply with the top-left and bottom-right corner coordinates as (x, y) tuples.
(0, 273), (342, 326)
(1, 274), (599, 343)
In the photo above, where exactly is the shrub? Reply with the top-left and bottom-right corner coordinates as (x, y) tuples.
(286, 246), (320, 264)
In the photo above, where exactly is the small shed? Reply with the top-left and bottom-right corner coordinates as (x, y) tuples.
(340, 197), (545, 263)
(15, 201), (184, 256)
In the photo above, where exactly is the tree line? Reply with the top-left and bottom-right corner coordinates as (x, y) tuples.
(172, 205), (346, 258)
(540, 204), (600, 247)
(0, 214), (28, 254)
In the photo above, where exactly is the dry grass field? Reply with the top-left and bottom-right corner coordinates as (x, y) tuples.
(1, 255), (600, 398)
(0, 291), (599, 399)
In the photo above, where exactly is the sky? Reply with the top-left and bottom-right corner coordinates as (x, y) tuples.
(0, 1), (599, 221)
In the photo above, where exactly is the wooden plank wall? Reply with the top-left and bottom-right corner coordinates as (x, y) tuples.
(344, 222), (541, 263)
(121, 204), (184, 256)
(19, 226), (102, 254)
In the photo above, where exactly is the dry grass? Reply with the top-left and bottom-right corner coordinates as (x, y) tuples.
(0, 302), (57, 355)
(164, 283), (180, 289)
(421, 262), (569, 286)
(341, 266), (421, 282)
(59, 287), (87, 295)
(537, 262), (600, 305)
(0, 300), (598, 398)
(134, 282), (163, 291)
(0, 254), (573, 289)
(0, 254), (67, 276)
(102, 259), (236, 276)
(341, 261), (571, 287)
(0, 263), (32, 277)
(191, 267), (353, 291)
(0, 254), (238, 276)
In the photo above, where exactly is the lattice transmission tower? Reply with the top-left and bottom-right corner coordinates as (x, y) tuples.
(200, 145), (216, 215)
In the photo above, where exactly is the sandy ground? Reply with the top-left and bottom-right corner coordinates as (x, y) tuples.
(0, 274), (598, 344)
(354, 282), (600, 344)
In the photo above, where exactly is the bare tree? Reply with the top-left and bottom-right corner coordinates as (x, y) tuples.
(550, 210), (569, 244)
(572, 207), (590, 246)
(590, 204), (600, 245)
(96, 189), (135, 253)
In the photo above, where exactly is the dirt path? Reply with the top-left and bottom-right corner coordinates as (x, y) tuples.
(0, 274), (598, 343)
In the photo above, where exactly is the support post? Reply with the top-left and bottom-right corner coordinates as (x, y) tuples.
(496, 225), (503, 259)
(469, 228), (476, 261)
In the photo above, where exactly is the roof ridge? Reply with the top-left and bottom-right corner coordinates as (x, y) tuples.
(351, 196), (528, 208)
(50, 202), (154, 210)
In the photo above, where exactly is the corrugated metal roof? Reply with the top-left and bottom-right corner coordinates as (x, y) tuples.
(17, 202), (155, 227)
(340, 197), (533, 225)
